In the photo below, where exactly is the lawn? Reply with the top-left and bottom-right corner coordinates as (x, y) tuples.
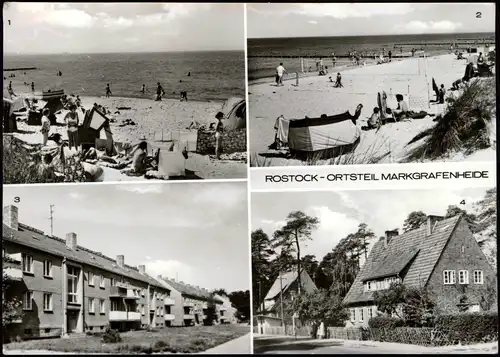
(3, 324), (250, 354)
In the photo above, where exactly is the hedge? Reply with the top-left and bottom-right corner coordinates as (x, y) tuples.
(368, 316), (405, 329)
(434, 312), (498, 344)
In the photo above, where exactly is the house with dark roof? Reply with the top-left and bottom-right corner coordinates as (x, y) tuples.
(3, 205), (182, 340)
(255, 269), (317, 332)
(156, 276), (230, 327)
(343, 214), (497, 327)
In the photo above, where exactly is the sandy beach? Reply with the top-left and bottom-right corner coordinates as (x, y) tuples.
(10, 95), (247, 181)
(248, 53), (496, 166)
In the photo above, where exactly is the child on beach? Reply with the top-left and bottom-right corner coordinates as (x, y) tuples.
(276, 63), (287, 86)
(367, 107), (381, 130)
(438, 84), (446, 104)
(214, 111), (224, 159)
(393, 94), (409, 121)
(41, 108), (51, 146)
(131, 141), (148, 174)
(64, 104), (81, 152)
(180, 91), (188, 101)
(31, 82), (35, 92)
(105, 84), (112, 98)
(334, 73), (343, 88)
(156, 82), (165, 101)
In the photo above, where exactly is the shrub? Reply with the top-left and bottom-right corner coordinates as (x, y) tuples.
(434, 312), (498, 344)
(368, 316), (405, 329)
(405, 78), (495, 161)
(101, 327), (122, 343)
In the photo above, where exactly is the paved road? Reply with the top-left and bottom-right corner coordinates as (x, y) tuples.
(253, 336), (498, 354)
(202, 333), (252, 354)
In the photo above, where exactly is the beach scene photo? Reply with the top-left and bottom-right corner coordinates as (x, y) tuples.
(247, 3), (496, 167)
(3, 3), (247, 183)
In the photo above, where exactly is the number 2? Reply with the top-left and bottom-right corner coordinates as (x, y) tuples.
(476, 12), (482, 18)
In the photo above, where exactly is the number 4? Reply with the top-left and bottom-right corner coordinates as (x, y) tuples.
(460, 200), (466, 205)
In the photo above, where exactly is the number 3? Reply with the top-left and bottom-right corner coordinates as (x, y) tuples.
(14, 197), (20, 203)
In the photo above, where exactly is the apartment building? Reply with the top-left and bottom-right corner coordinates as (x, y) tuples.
(214, 293), (238, 324)
(343, 214), (498, 327)
(2, 205), (173, 340)
(157, 276), (228, 327)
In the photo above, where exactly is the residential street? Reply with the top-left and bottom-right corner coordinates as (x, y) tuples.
(201, 333), (252, 354)
(253, 335), (498, 354)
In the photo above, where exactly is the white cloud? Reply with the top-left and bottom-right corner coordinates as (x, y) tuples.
(115, 184), (163, 194)
(145, 259), (195, 282)
(288, 3), (414, 19)
(308, 20), (318, 25)
(261, 219), (286, 228)
(395, 20), (463, 33)
(68, 192), (85, 200)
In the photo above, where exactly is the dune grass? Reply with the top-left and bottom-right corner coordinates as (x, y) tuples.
(3, 324), (249, 354)
(404, 78), (495, 162)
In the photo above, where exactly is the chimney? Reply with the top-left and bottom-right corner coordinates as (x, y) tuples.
(116, 255), (124, 268)
(157, 275), (163, 281)
(138, 265), (146, 274)
(66, 232), (77, 250)
(384, 229), (399, 247)
(3, 205), (19, 231)
(426, 215), (444, 236)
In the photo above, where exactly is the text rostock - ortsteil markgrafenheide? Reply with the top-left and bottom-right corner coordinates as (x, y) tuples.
(264, 171), (489, 183)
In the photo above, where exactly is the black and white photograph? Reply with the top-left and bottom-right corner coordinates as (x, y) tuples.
(3, 3), (247, 183)
(251, 187), (497, 354)
(2, 182), (251, 354)
(247, 3), (496, 167)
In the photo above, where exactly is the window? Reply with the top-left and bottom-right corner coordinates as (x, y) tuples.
(43, 293), (53, 311)
(156, 307), (160, 316)
(99, 299), (105, 314)
(474, 270), (484, 284)
(100, 275), (105, 289)
(88, 272), (95, 286)
(384, 278), (390, 289)
(43, 260), (52, 278)
(110, 278), (116, 287)
(141, 304), (145, 315)
(443, 270), (455, 285)
(111, 300), (119, 311)
(141, 289), (145, 297)
(89, 298), (95, 313)
(22, 254), (33, 274)
(358, 308), (364, 322)
(67, 266), (79, 304)
(367, 306), (373, 320)
(459, 270), (469, 284)
(365, 281), (373, 292)
(23, 291), (33, 310)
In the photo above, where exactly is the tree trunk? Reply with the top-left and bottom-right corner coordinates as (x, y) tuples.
(295, 229), (301, 294)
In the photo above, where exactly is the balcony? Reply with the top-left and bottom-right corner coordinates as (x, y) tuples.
(184, 301), (194, 308)
(164, 298), (175, 306)
(109, 311), (141, 321)
(184, 314), (194, 320)
(109, 286), (140, 299)
(164, 314), (175, 321)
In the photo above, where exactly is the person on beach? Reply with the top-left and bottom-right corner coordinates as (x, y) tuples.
(214, 111), (224, 159)
(334, 72), (343, 88)
(393, 94), (409, 121)
(64, 104), (81, 152)
(31, 82), (35, 92)
(105, 84), (112, 98)
(41, 108), (51, 146)
(131, 141), (148, 174)
(156, 82), (165, 101)
(276, 63), (287, 86)
(388, 50), (392, 62)
(141, 84), (146, 94)
(180, 90), (188, 101)
(438, 84), (446, 104)
(366, 107), (381, 130)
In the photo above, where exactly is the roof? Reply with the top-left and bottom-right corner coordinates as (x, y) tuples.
(3, 223), (165, 290)
(343, 215), (462, 305)
(264, 269), (317, 301)
(158, 276), (223, 304)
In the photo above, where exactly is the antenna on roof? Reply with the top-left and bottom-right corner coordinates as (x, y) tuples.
(49, 205), (54, 236)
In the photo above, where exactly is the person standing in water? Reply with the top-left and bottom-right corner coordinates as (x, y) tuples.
(156, 82), (164, 101)
(105, 84), (112, 98)
(41, 108), (51, 146)
(214, 111), (224, 159)
(141, 84), (146, 94)
(64, 104), (81, 152)
(31, 82), (35, 92)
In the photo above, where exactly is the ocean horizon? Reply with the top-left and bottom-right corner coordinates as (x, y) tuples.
(3, 50), (245, 102)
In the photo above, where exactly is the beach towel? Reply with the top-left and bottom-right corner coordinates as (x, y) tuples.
(274, 116), (290, 145)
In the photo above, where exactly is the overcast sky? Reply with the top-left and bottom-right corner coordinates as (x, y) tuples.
(247, 3), (496, 38)
(4, 182), (249, 292)
(251, 187), (491, 262)
(3, 3), (244, 54)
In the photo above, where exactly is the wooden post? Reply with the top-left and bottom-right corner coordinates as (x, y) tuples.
(300, 57), (304, 73)
(295, 72), (299, 86)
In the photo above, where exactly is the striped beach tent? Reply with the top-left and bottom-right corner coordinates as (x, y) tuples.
(221, 97), (245, 131)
